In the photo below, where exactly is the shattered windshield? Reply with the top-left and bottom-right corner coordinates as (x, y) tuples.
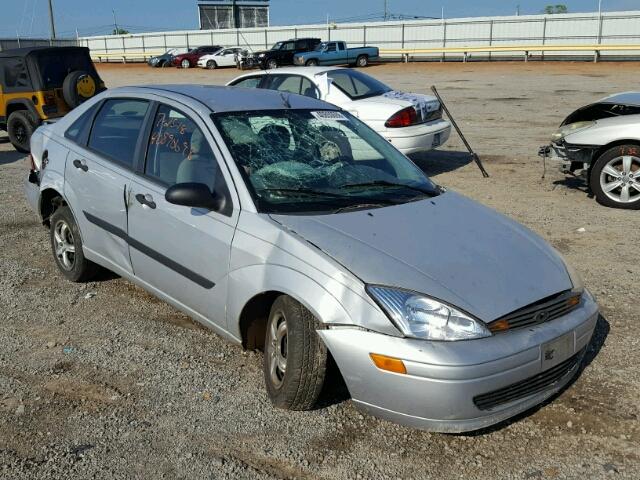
(214, 109), (438, 214)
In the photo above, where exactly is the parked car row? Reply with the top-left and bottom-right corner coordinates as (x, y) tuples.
(147, 38), (380, 71)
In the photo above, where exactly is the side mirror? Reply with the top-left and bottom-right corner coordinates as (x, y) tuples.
(165, 182), (225, 211)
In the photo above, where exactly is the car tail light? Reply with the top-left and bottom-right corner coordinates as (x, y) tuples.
(385, 107), (418, 128)
(27, 153), (37, 170)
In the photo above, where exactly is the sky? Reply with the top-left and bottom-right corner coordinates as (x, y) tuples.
(1, 0), (638, 38)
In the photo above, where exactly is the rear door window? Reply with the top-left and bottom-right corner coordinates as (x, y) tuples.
(88, 99), (149, 168)
(231, 76), (263, 89)
(65, 102), (100, 143)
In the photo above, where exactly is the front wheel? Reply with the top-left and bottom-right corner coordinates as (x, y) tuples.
(7, 111), (37, 153)
(181, 59), (191, 69)
(50, 206), (99, 282)
(206, 60), (217, 69)
(263, 295), (327, 411)
(305, 59), (318, 66)
(266, 59), (278, 70)
(356, 55), (369, 67)
(590, 145), (640, 209)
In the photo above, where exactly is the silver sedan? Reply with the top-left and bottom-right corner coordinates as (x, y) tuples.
(540, 92), (640, 209)
(25, 84), (598, 432)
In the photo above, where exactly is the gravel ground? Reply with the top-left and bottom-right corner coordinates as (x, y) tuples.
(0, 61), (638, 479)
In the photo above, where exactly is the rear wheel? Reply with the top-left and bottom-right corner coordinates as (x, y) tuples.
(590, 145), (640, 209)
(181, 59), (191, 68)
(7, 110), (37, 153)
(49, 206), (99, 282)
(266, 58), (278, 70)
(206, 60), (217, 69)
(263, 295), (327, 410)
(356, 55), (369, 67)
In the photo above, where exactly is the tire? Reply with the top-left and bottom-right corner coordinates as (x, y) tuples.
(50, 206), (99, 282)
(356, 55), (369, 67)
(263, 295), (327, 411)
(305, 59), (318, 66)
(181, 59), (191, 69)
(62, 70), (97, 109)
(589, 144), (640, 209)
(266, 58), (278, 70)
(7, 110), (37, 153)
(158, 60), (167, 68)
(206, 60), (217, 70)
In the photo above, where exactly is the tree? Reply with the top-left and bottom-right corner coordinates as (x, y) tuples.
(112, 28), (129, 35)
(544, 5), (568, 14)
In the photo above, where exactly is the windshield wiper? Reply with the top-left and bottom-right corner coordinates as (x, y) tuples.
(340, 180), (440, 197)
(257, 188), (352, 199)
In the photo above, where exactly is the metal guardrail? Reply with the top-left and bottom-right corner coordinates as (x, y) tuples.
(91, 50), (166, 62)
(381, 44), (640, 62)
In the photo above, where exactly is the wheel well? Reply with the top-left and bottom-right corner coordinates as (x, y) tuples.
(6, 103), (28, 118)
(588, 140), (640, 176)
(39, 188), (67, 226)
(239, 291), (283, 351)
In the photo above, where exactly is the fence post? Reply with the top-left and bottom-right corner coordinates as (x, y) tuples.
(401, 23), (405, 49)
(264, 29), (268, 49)
(488, 20), (493, 61)
(363, 25), (367, 46)
(441, 20), (447, 62)
(142, 35), (146, 56)
(186, 33), (190, 49)
(104, 37), (108, 63)
(163, 34), (167, 51)
(541, 17), (547, 61)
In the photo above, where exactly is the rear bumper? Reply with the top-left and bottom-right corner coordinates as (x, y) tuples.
(319, 291), (598, 433)
(383, 120), (452, 154)
(24, 172), (40, 214)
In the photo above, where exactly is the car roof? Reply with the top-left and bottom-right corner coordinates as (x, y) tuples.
(232, 66), (346, 81)
(0, 46), (89, 58)
(120, 84), (339, 113)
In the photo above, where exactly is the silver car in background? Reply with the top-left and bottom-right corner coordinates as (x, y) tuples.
(25, 85), (598, 432)
(540, 92), (640, 209)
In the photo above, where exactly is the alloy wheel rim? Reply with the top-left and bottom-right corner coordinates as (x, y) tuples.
(266, 311), (288, 388)
(600, 155), (640, 204)
(182, 59), (190, 68)
(53, 220), (76, 270)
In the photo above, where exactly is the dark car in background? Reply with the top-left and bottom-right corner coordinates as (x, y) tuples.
(172, 46), (223, 68)
(241, 38), (321, 70)
(147, 48), (188, 68)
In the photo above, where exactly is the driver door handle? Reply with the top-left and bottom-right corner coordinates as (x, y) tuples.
(73, 159), (88, 172)
(135, 193), (156, 209)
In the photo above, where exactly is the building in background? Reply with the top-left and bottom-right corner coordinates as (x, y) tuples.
(198, 0), (270, 29)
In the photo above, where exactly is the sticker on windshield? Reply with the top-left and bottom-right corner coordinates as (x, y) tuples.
(311, 111), (349, 121)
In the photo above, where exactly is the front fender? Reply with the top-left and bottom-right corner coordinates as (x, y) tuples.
(226, 263), (400, 341)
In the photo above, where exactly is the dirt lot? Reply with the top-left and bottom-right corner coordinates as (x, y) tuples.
(0, 61), (638, 479)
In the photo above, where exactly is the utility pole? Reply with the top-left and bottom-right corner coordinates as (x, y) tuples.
(516, 5), (520, 16)
(48, 0), (56, 39)
(384, 0), (388, 21)
(112, 9), (119, 35)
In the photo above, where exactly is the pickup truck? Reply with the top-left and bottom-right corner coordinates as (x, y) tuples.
(293, 41), (379, 67)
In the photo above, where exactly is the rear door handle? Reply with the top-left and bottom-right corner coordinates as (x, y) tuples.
(135, 193), (156, 209)
(72, 159), (88, 172)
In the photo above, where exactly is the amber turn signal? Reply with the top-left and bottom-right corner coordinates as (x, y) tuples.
(567, 295), (581, 307)
(489, 319), (510, 333)
(369, 353), (407, 374)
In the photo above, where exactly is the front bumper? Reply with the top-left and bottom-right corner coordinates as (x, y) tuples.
(538, 141), (599, 172)
(319, 292), (598, 433)
(384, 120), (452, 155)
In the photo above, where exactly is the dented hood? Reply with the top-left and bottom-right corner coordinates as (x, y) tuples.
(271, 191), (572, 322)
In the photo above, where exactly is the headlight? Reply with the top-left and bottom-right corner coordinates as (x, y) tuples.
(551, 121), (595, 142)
(258, 53), (266, 57)
(367, 286), (491, 341)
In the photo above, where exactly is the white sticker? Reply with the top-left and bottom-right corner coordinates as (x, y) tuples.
(311, 110), (349, 121)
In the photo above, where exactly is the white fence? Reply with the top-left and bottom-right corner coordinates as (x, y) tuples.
(81, 10), (640, 61)
(0, 38), (77, 52)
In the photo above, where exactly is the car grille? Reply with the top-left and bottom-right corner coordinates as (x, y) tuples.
(488, 290), (581, 333)
(473, 350), (583, 411)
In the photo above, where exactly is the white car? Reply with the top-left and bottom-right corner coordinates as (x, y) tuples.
(197, 47), (244, 69)
(227, 67), (452, 155)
